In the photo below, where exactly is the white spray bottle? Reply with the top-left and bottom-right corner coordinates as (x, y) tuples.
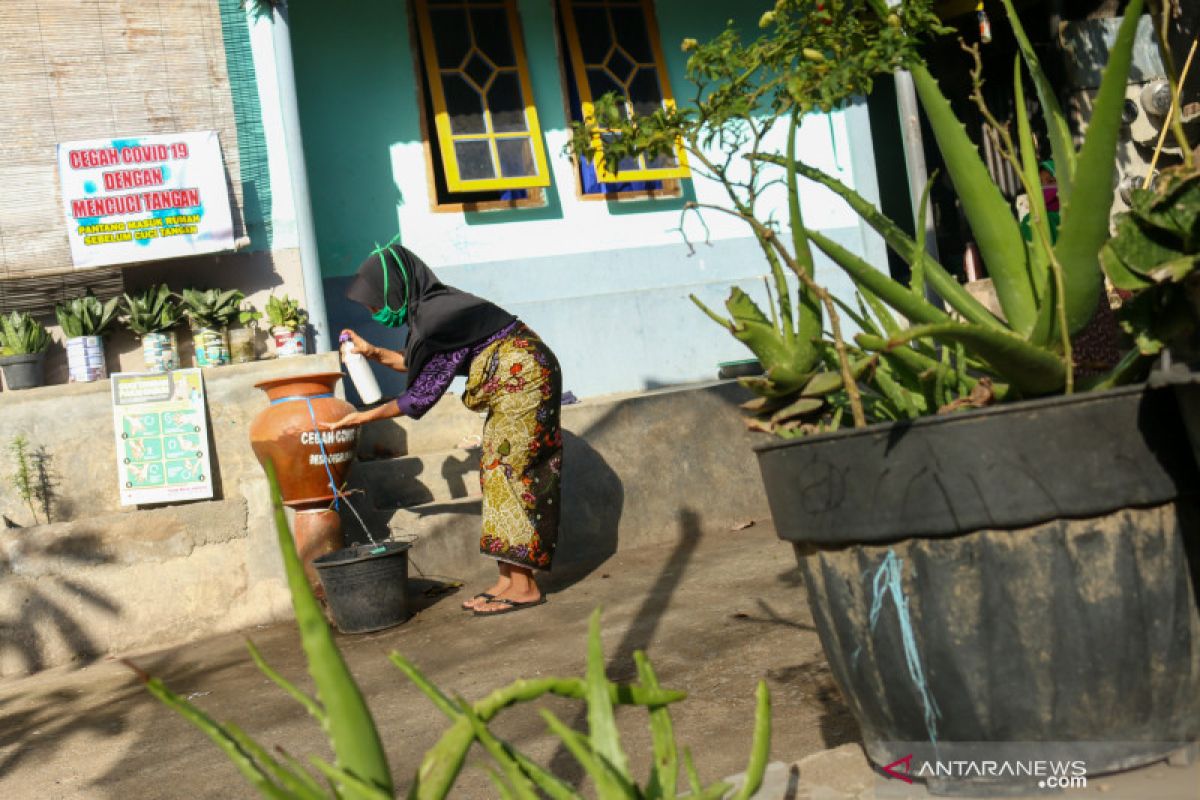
(340, 333), (382, 405)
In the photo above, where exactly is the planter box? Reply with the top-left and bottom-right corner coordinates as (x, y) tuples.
(755, 384), (1200, 791)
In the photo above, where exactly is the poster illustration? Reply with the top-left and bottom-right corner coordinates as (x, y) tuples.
(111, 369), (214, 506)
(58, 131), (235, 269)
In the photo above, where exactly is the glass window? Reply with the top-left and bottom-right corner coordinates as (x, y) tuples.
(413, 0), (551, 193)
(558, 0), (691, 185)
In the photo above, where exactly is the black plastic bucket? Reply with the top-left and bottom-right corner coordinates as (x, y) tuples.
(313, 541), (411, 634)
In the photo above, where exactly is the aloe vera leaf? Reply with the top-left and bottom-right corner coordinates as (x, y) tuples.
(274, 746), (330, 798)
(787, 110), (821, 343)
(138, 674), (290, 799)
(998, 0), (1076, 198)
(510, 750), (581, 800)
(584, 609), (631, 784)
(872, 358), (922, 418)
(910, 63), (1038, 335)
(806, 229), (950, 326)
(886, 323), (1066, 395)
(1052, 0), (1144, 336)
(722, 288), (819, 387)
(484, 768), (519, 800)
(265, 462), (393, 797)
(857, 286), (902, 338)
(789, 160), (1004, 330)
(308, 758), (392, 800)
(458, 701), (539, 800)
(1012, 55), (1052, 302)
(1077, 346), (1151, 391)
(541, 709), (638, 798)
(634, 651), (677, 800)
(389, 653), (459, 718)
(730, 682), (771, 800)
(683, 748), (704, 796)
(408, 718), (473, 800)
(224, 723), (328, 800)
(770, 397), (824, 423)
(910, 173), (936, 300)
(246, 640), (327, 727)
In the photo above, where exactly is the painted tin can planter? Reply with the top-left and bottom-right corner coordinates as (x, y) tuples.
(141, 331), (179, 373)
(65, 335), (106, 382)
(755, 384), (1200, 793)
(0, 352), (46, 390)
(193, 327), (230, 367)
(272, 326), (306, 358)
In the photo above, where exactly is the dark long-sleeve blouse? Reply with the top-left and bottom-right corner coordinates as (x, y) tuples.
(395, 320), (519, 419)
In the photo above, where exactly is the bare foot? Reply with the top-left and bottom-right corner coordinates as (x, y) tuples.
(461, 577), (512, 610)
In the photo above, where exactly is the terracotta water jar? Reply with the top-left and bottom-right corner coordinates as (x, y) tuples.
(250, 372), (358, 585)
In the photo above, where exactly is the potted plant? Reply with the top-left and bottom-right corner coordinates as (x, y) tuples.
(0, 311), (51, 390)
(122, 284), (183, 373)
(55, 291), (121, 382)
(229, 301), (261, 364)
(180, 288), (244, 367)
(574, 0), (1199, 789)
(265, 293), (308, 358)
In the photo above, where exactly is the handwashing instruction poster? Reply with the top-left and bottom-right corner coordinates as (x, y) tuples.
(58, 131), (235, 269)
(111, 369), (213, 506)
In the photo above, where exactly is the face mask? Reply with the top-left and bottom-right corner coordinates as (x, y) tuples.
(368, 239), (408, 328)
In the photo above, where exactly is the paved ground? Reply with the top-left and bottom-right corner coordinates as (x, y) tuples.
(0, 521), (860, 799)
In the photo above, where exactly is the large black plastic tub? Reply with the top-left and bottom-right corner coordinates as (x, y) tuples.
(754, 384), (1200, 792)
(314, 541), (411, 634)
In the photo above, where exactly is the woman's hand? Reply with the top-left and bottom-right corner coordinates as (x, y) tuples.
(341, 329), (379, 360)
(320, 411), (372, 431)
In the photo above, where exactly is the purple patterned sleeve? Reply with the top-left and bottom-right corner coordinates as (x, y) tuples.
(396, 347), (470, 419)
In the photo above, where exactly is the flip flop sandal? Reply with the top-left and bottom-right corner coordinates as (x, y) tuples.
(461, 592), (494, 610)
(473, 597), (547, 617)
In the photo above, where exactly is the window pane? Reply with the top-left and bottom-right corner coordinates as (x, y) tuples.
(606, 47), (636, 86)
(586, 68), (626, 109)
(454, 140), (496, 180)
(628, 68), (664, 117)
(463, 51), (495, 90)
(497, 138), (536, 178)
(648, 150), (677, 169)
(443, 74), (486, 134)
(431, 8), (471, 68)
(610, 6), (653, 63)
(488, 72), (528, 132)
(471, 7), (516, 67)
(572, 6), (611, 64)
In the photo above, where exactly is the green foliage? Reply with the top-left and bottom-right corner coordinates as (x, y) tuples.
(0, 311), (50, 355)
(239, 301), (264, 329)
(55, 291), (121, 338)
(135, 467), (771, 799)
(122, 285), (183, 337)
(266, 294), (308, 331)
(1101, 166), (1200, 360)
(180, 288), (245, 330)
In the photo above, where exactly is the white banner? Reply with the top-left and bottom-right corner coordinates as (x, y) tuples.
(58, 131), (235, 269)
(111, 369), (214, 506)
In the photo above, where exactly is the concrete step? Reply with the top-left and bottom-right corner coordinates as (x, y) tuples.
(348, 447), (481, 509)
(356, 393), (484, 460)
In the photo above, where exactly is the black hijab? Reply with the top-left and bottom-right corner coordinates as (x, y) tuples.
(346, 245), (516, 388)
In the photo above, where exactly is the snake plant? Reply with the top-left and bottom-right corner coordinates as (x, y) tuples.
(55, 291), (121, 338)
(132, 465), (771, 799)
(122, 284), (183, 337)
(180, 288), (245, 330)
(0, 311), (51, 355)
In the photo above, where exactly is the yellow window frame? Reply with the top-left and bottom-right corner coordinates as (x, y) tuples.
(559, 0), (691, 184)
(413, 0), (551, 193)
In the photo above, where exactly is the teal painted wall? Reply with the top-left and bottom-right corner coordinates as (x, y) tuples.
(289, 0), (883, 399)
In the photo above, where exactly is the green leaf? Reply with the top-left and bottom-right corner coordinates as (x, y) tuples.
(910, 63), (1037, 335)
(910, 172), (936, 300)
(731, 681), (771, 800)
(1052, 0), (1144, 336)
(584, 609), (631, 785)
(786, 110), (821, 343)
(246, 639), (327, 727)
(1012, 55), (1051, 301)
(634, 651), (677, 800)
(805, 229), (949, 326)
(999, 0), (1076, 198)
(541, 709), (639, 798)
(224, 723), (328, 800)
(788, 161), (1003, 330)
(886, 323), (1066, 396)
(265, 461), (394, 797)
(458, 700), (540, 800)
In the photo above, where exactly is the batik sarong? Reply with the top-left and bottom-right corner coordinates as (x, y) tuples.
(462, 324), (562, 570)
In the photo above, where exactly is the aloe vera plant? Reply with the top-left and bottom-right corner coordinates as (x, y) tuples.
(0, 311), (51, 355)
(55, 291), (121, 338)
(122, 284), (183, 337)
(134, 465), (771, 799)
(180, 288), (245, 330)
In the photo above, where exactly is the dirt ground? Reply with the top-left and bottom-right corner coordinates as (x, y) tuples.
(0, 520), (858, 799)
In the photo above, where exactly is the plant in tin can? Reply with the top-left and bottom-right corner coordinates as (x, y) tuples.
(122, 284), (183, 337)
